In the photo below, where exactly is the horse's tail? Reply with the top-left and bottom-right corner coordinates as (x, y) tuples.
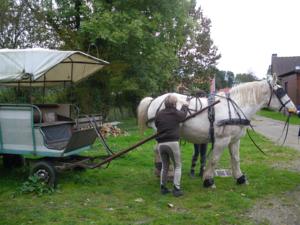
(137, 97), (153, 134)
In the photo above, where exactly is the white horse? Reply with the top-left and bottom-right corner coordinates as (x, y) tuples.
(137, 79), (297, 188)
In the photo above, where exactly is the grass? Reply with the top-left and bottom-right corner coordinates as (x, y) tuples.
(0, 119), (300, 225)
(257, 108), (299, 125)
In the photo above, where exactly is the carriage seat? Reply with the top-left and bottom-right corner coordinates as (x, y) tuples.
(39, 121), (74, 150)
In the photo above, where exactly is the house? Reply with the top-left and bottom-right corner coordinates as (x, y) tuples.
(268, 53), (300, 106)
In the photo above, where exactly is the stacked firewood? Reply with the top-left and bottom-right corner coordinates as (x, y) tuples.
(99, 123), (126, 137)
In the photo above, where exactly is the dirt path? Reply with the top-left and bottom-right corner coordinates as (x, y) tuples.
(247, 115), (300, 225)
(252, 115), (299, 151)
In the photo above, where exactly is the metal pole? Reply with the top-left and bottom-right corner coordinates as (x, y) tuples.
(43, 75), (46, 104)
(29, 75), (32, 104)
(70, 58), (75, 104)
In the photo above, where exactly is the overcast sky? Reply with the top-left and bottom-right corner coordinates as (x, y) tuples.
(197, 0), (300, 78)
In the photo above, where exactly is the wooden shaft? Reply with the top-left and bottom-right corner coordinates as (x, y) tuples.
(91, 132), (160, 168)
(93, 99), (221, 168)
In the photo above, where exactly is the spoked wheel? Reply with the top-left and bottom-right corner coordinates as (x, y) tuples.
(30, 161), (57, 187)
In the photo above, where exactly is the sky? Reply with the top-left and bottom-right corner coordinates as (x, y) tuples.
(197, 0), (300, 78)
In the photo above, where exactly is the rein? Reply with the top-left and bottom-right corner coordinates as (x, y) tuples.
(267, 81), (292, 145)
(276, 113), (291, 145)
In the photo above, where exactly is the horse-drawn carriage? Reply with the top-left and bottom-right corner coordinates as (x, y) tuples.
(1, 49), (298, 189)
(0, 48), (110, 186)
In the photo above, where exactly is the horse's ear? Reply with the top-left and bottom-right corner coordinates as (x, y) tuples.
(271, 73), (278, 85)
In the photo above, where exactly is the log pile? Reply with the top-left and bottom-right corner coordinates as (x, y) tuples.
(99, 123), (127, 137)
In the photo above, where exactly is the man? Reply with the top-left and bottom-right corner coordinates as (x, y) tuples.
(155, 94), (188, 197)
(190, 89), (208, 178)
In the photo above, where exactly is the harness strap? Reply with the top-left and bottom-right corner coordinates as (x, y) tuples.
(215, 93), (267, 155)
(146, 96), (167, 125)
(199, 97), (203, 110)
(298, 126), (300, 144)
(230, 98), (242, 120)
(226, 93), (232, 120)
(246, 129), (267, 155)
(217, 119), (250, 126)
(267, 82), (273, 107)
(279, 99), (291, 112)
(207, 94), (216, 150)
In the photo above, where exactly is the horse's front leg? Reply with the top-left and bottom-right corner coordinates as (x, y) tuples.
(203, 138), (229, 188)
(229, 140), (248, 185)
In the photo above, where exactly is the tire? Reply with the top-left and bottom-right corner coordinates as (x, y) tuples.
(3, 154), (25, 169)
(30, 161), (57, 187)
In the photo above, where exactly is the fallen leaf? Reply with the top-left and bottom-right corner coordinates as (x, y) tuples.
(168, 203), (174, 208)
(134, 198), (144, 203)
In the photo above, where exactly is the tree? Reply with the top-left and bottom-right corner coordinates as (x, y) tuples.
(177, 0), (220, 91)
(0, 0), (60, 48)
(215, 70), (234, 90)
(235, 72), (259, 84)
(78, 0), (192, 115)
(0, 0), (222, 118)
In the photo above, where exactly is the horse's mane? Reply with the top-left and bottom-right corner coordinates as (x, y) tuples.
(229, 80), (268, 106)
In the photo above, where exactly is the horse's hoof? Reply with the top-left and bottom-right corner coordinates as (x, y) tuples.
(236, 174), (248, 185)
(203, 178), (215, 188)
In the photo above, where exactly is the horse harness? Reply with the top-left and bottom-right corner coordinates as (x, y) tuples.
(146, 82), (292, 155)
(147, 93), (250, 135)
(266, 81), (292, 145)
(146, 95), (204, 126)
(215, 93), (251, 127)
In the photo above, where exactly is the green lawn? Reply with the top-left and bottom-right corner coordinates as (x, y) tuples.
(257, 108), (299, 125)
(0, 119), (300, 225)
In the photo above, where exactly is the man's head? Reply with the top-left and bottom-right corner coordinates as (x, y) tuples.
(165, 94), (177, 108)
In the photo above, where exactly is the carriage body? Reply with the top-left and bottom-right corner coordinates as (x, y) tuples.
(0, 48), (109, 186)
(0, 104), (97, 158)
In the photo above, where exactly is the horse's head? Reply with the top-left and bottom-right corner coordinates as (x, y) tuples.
(266, 79), (297, 114)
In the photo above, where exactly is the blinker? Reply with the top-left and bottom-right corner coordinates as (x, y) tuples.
(274, 88), (286, 99)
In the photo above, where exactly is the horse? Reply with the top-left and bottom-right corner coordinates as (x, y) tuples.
(137, 79), (297, 188)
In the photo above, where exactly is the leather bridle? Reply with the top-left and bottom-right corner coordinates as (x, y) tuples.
(267, 81), (291, 112)
(267, 81), (292, 145)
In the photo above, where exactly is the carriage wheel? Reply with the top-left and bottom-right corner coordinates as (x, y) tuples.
(30, 161), (57, 187)
(3, 154), (25, 169)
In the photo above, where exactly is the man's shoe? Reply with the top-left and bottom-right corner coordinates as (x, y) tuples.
(172, 186), (184, 197)
(160, 185), (170, 195)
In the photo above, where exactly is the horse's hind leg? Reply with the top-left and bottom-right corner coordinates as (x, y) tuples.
(203, 139), (228, 188)
(229, 140), (247, 185)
